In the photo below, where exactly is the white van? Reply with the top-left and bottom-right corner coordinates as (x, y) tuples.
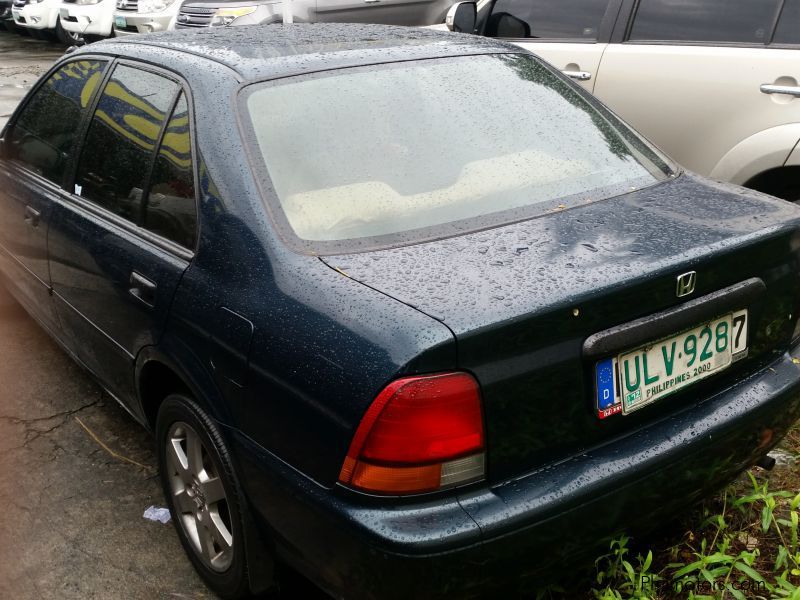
(447, 0), (800, 201)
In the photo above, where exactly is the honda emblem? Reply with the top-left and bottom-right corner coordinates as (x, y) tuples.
(676, 271), (697, 298)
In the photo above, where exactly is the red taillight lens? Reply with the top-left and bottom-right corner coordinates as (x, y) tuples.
(338, 372), (485, 495)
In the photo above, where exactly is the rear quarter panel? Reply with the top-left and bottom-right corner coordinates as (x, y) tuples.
(146, 58), (458, 486)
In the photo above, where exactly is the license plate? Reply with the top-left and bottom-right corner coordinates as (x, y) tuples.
(59, 8), (68, 17)
(114, 15), (126, 27)
(595, 310), (748, 418)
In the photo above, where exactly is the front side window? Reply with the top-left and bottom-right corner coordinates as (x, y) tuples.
(74, 65), (179, 222)
(485, 0), (609, 40)
(243, 55), (672, 253)
(629, 0), (782, 44)
(7, 60), (107, 185)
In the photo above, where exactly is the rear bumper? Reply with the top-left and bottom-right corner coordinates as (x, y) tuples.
(231, 347), (800, 599)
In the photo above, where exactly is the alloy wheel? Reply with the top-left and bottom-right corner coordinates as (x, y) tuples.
(166, 422), (234, 572)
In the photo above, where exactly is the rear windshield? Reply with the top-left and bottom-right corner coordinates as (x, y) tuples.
(242, 54), (672, 254)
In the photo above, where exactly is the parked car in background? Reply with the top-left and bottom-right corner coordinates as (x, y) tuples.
(12, 0), (56, 39)
(11, 0), (76, 42)
(58, 0), (115, 41)
(3, 23), (800, 599)
(114, 0), (455, 37)
(112, 0), (181, 36)
(446, 0), (800, 201)
(173, 0), (455, 30)
(0, 0), (14, 29)
(173, 0), (284, 29)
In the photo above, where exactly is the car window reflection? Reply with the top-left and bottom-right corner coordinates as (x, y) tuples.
(8, 60), (107, 185)
(74, 64), (178, 223)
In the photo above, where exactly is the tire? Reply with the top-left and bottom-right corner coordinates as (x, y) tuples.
(55, 19), (81, 45)
(779, 186), (800, 204)
(746, 167), (800, 204)
(156, 394), (262, 600)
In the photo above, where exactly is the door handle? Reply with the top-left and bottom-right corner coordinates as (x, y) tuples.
(562, 70), (592, 81)
(760, 84), (800, 97)
(24, 205), (41, 228)
(129, 271), (157, 308)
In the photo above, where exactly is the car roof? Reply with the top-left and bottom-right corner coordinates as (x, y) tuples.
(83, 23), (519, 82)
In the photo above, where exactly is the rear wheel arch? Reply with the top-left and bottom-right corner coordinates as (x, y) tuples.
(709, 124), (800, 188)
(135, 346), (228, 431)
(138, 359), (193, 430)
(140, 356), (277, 596)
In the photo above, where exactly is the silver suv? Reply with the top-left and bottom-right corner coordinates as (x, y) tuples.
(445, 0), (800, 201)
(174, 0), (456, 29)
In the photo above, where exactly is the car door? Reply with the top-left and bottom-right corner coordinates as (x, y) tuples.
(771, 0), (800, 183)
(479, 0), (622, 92)
(593, 0), (800, 177)
(0, 59), (108, 333)
(48, 61), (197, 404)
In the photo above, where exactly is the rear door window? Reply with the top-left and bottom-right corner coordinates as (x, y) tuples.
(6, 60), (107, 185)
(628, 0), (782, 44)
(144, 93), (197, 249)
(74, 64), (179, 222)
(485, 0), (609, 40)
(773, 0), (800, 45)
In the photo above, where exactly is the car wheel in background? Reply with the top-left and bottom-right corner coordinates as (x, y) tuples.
(55, 19), (81, 45)
(746, 167), (800, 204)
(775, 182), (800, 203)
(157, 394), (262, 600)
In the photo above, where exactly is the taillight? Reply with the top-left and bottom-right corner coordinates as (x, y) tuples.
(338, 372), (485, 495)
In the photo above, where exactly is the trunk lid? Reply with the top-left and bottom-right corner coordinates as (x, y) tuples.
(323, 175), (800, 483)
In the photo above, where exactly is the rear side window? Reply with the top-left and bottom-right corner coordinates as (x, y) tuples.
(145, 93), (197, 248)
(74, 64), (179, 223)
(773, 0), (800, 44)
(7, 60), (107, 185)
(629, 0), (782, 44)
(486, 0), (609, 40)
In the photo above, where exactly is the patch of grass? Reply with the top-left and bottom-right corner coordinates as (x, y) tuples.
(537, 423), (800, 599)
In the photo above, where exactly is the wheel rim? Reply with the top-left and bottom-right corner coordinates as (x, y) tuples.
(59, 23), (81, 43)
(166, 422), (234, 572)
